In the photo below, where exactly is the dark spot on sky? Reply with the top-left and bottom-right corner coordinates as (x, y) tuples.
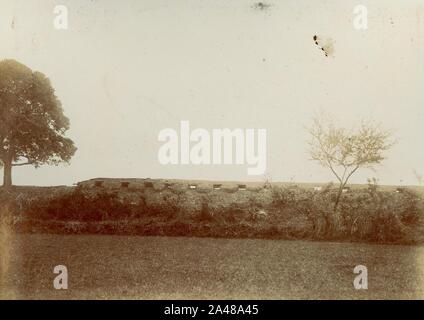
(313, 35), (335, 57)
(252, 2), (272, 11)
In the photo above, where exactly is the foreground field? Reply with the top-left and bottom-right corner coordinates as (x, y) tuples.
(1, 234), (424, 299)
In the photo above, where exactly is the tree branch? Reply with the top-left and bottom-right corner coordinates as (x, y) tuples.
(12, 161), (34, 167)
(327, 160), (342, 183)
(342, 165), (360, 188)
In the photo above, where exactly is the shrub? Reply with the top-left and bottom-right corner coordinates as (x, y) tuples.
(146, 192), (181, 218)
(337, 188), (421, 242)
(23, 188), (133, 221)
(269, 185), (422, 243)
(4, 184), (423, 244)
(196, 199), (214, 222)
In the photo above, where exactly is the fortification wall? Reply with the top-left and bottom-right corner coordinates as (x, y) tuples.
(77, 178), (275, 215)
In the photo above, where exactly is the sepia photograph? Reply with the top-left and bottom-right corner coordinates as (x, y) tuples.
(1, 0), (424, 306)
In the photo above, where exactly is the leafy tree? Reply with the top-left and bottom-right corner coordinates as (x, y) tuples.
(308, 114), (394, 212)
(0, 59), (76, 188)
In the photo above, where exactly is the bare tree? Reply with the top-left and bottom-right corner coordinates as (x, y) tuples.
(308, 115), (394, 212)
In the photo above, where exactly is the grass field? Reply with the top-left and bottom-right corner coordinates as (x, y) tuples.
(1, 234), (424, 299)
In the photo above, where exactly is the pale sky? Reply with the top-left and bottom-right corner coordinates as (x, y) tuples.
(1, 0), (424, 186)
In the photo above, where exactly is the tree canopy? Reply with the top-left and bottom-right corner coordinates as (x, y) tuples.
(308, 114), (394, 211)
(0, 59), (76, 187)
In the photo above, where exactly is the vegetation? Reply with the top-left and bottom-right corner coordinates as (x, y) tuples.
(0, 59), (76, 188)
(2, 234), (423, 299)
(2, 183), (422, 245)
(307, 114), (394, 217)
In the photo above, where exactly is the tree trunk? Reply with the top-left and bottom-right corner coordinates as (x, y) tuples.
(333, 183), (344, 213)
(328, 182), (344, 236)
(3, 158), (12, 188)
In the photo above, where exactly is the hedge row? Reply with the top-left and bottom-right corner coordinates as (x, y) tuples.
(1, 184), (423, 244)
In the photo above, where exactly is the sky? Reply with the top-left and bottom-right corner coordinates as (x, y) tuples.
(1, 0), (424, 186)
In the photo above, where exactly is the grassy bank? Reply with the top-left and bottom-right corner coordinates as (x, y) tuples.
(1, 183), (423, 244)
